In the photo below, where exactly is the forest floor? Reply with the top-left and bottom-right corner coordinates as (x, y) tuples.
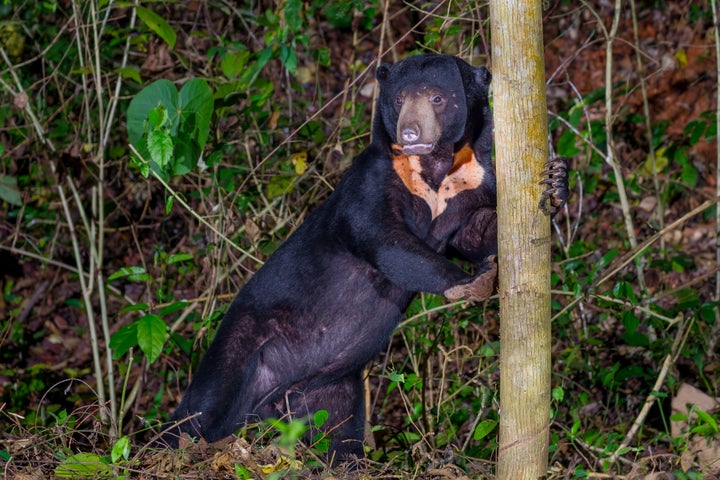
(0, 0), (719, 479)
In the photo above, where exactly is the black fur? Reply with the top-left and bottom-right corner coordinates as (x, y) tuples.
(155, 54), (567, 462)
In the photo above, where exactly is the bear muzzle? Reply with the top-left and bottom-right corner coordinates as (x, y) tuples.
(396, 96), (441, 155)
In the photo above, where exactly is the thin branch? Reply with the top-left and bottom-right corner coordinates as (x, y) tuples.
(593, 199), (716, 289)
(628, 0), (664, 246)
(602, 0), (646, 290)
(128, 144), (264, 264)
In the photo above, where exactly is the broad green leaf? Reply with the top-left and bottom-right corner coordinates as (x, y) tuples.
(221, 49), (249, 79)
(136, 6), (176, 49)
(279, 44), (297, 74)
(127, 79), (178, 146)
(621, 310), (640, 333)
(313, 409), (329, 428)
(55, 452), (112, 478)
(171, 137), (196, 175)
(109, 322), (138, 359)
(111, 436), (131, 463)
(147, 129), (174, 168)
(137, 314), (167, 364)
(267, 175), (295, 198)
(284, 0), (303, 33)
(473, 419), (497, 440)
(178, 78), (213, 149)
(0, 174), (22, 206)
(116, 66), (141, 84)
(681, 159), (698, 187)
(147, 105), (168, 128)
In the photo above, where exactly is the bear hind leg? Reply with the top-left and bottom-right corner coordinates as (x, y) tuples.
(286, 372), (366, 465)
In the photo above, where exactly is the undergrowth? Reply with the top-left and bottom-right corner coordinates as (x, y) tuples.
(0, 0), (718, 478)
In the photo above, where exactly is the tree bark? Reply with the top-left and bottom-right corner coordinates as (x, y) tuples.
(490, 1), (552, 478)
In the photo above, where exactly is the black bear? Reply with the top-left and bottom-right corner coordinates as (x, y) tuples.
(156, 54), (568, 462)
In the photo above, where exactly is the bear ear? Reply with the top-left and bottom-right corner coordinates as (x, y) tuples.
(474, 66), (491, 85)
(376, 64), (392, 81)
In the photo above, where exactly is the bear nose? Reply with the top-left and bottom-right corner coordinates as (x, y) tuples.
(401, 127), (420, 144)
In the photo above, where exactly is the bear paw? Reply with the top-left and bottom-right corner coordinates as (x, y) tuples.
(444, 255), (497, 301)
(539, 157), (569, 216)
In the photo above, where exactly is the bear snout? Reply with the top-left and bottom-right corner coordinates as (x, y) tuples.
(401, 127), (420, 143)
(396, 95), (441, 155)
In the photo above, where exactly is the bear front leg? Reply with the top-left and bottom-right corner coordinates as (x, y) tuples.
(373, 239), (474, 296)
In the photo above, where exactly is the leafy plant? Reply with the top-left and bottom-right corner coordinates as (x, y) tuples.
(127, 78), (213, 179)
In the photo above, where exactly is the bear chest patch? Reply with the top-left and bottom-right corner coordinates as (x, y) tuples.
(392, 144), (485, 219)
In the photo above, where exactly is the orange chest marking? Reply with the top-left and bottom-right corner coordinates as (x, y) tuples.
(392, 144), (486, 219)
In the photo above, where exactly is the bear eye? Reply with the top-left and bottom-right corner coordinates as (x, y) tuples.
(395, 94), (405, 106)
(430, 94), (445, 105)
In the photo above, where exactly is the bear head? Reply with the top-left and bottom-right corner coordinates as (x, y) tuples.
(374, 54), (491, 155)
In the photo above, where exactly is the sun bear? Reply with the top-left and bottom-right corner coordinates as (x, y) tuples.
(155, 54), (568, 462)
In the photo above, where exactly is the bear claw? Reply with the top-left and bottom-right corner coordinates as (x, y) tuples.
(539, 157), (569, 216)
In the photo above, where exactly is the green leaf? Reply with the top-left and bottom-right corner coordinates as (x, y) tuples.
(159, 300), (188, 316)
(167, 253), (194, 264)
(473, 419), (497, 440)
(267, 175), (295, 198)
(220, 49), (249, 79)
(116, 66), (141, 84)
(109, 322), (138, 359)
(178, 78), (213, 149)
(279, 44), (297, 74)
(669, 412), (687, 422)
(0, 174), (22, 206)
(314, 46), (330, 67)
(681, 158), (698, 187)
(136, 6), (176, 49)
(136, 314), (167, 364)
(694, 408), (719, 433)
(127, 79), (178, 146)
(147, 129), (174, 168)
(108, 266), (147, 281)
(55, 452), (112, 478)
(284, 0), (303, 33)
(147, 105), (168, 128)
(165, 195), (174, 215)
(111, 436), (131, 463)
(118, 302), (148, 315)
(313, 409), (329, 428)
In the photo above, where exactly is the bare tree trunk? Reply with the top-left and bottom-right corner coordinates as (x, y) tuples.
(490, 1), (552, 478)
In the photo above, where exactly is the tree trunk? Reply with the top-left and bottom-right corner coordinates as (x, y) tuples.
(490, 1), (552, 478)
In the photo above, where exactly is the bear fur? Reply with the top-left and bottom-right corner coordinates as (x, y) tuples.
(156, 54), (564, 462)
